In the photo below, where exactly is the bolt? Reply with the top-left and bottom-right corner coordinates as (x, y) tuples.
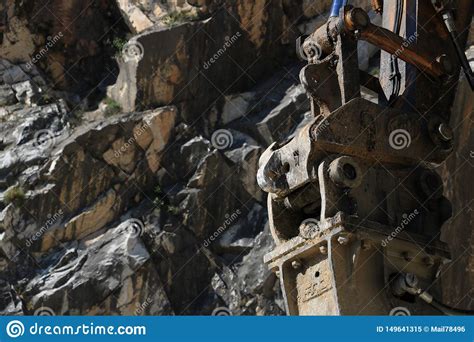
(329, 157), (361, 188)
(343, 163), (357, 180)
(438, 123), (453, 142)
(319, 245), (328, 254)
(348, 8), (370, 29)
(291, 260), (302, 270)
(423, 257), (435, 267)
(402, 251), (413, 262)
(405, 273), (418, 288)
(436, 54), (454, 75)
(337, 236), (350, 245)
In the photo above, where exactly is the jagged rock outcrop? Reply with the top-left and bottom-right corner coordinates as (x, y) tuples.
(108, 0), (330, 119)
(0, 54), (306, 316)
(1, 105), (177, 257)
(24, 221), (173, 315)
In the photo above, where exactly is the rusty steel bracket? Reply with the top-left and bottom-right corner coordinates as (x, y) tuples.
(264, 213), (450, 315)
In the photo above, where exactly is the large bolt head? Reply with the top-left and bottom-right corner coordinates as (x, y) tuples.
(405, 273), (418, 288)
(436, 54), (454, 75)
(291, 260), (302, 270)
(346, 8), (370, 30)
(438, 123), (453, 142)
(337, 236), (350, 245)
(328, 156), (362, 188)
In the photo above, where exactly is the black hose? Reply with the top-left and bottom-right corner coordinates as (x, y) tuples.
(429, 298), (474, 316)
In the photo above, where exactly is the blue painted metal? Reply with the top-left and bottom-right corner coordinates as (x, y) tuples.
(330, 0), (347, 17)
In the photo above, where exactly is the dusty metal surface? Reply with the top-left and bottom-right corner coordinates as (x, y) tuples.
(258, 0), (473, 315)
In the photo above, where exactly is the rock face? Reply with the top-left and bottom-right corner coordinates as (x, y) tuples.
(24, 221), (172, 315)
(1, 105), (177, 255)
(0, 0), (327, 315)
(0, 0), (128, 96)
(0, 0), (472, 316)
(108, 0), (328, 119)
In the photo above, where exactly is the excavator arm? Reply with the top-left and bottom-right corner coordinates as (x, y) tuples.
(257, 0), (473, 315)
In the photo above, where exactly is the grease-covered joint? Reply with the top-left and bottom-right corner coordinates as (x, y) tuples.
(328, 156), (363, 189)
(304, 14), (345, 60)
(427, 117), (454, 152)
